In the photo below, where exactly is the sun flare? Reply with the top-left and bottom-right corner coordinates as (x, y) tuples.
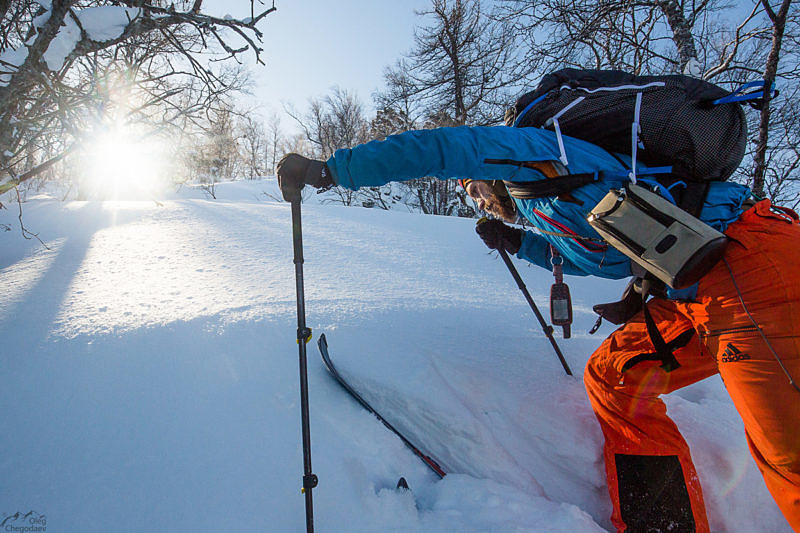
(82, 126), (169, 200)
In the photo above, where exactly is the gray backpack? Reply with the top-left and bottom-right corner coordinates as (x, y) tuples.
(505, 68), (773, 214)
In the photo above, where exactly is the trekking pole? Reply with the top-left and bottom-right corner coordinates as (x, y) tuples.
(290, 196), (318, 532)
(496, 247), (573, 376)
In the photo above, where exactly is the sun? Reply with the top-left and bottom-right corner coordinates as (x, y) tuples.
(82, 125), (169, 200)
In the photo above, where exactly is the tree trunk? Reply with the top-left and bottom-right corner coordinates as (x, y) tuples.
(658, 0), (699, 71)
(752, 0), (793, 198)
(438, 0), (467, 125)
(0, 0), (73, 166)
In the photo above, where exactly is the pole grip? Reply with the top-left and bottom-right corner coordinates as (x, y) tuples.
(291, 198), (304, 265)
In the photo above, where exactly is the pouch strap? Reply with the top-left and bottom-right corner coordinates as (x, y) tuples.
(621, 328), (695, 372)
(639, 278), (681, 372)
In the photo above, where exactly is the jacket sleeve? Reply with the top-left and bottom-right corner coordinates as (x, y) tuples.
(326, 125), (626, 189)
(516, 230), (594, 277)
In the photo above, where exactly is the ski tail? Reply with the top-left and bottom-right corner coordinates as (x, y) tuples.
(318, 334), (446, 478)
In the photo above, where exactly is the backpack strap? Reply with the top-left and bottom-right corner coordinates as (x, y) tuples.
(673, 181), (710, 218)
(544, 97), (586, 167)
(629, 92), (644, 183)
(504, 172), (600, 199)
(593, 275), (684, 372)
(489, 159), (599, 201)
(709, 80), (778, 109)
(500, 160), (674, 202)
(512, 92), (550, 127)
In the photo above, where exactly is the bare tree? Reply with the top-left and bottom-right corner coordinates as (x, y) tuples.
(181, 103), (243, 196)
(501, 0), (799, 202)
(751, 0), (796, 197)
(289, 86), (370, 160)
(287, 86), (370, 206)
(369, 105), (417, 139)
(238, 112), (266, 179)
(382, 0), (527, 127)
(498, 0), (736, 74)
(374, 0), (522, 217)
(0, 0), (277, 196)
(759, 97), (800, 207)
(264, 110), (284, 175)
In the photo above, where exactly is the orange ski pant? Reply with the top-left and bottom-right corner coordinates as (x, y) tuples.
(584, 200), (800, 532)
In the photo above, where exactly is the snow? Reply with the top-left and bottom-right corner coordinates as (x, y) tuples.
(0, 46), (29, 86)
(0, 179), (791, 532)
(41, 6), (142, 71)
(0, 5), (142, 83)
(78, 7), (142, 43)
(40, 12), (80, 72)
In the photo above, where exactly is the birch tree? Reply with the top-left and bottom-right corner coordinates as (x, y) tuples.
(501, 0), (799, 202)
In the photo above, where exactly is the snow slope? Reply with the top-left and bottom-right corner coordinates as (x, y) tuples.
(0, 180), (791, 532)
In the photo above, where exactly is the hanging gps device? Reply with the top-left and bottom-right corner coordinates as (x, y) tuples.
(549, 247), (572, 338)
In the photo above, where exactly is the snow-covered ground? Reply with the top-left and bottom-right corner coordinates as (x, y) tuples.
(1, 180), (791, 532)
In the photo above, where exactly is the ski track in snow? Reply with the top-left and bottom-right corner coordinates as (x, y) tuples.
(427, 355), (548, 495)
(0, 180), (792, 532)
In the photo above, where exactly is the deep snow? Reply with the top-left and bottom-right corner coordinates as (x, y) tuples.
(0, 180), (791, 532)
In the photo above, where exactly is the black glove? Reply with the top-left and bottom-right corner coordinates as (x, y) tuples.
(476, 218), (523, 254)
(276, 153), (334, 202)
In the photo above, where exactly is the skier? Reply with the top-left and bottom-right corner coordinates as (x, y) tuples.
(277, 124), (800, 532)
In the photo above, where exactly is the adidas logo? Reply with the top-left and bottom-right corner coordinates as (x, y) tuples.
(721, 343), (751, 363)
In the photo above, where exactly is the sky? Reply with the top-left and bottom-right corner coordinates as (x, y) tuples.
(206, 0), (433, 131)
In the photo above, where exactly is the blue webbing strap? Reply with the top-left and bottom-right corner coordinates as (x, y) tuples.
(712, 80), (778, 105)
(513, 92), (550, 127)
(636, 178), (681, 205)
(604, 165), (673, 182)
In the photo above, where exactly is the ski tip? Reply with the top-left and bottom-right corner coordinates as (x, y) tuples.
(396, 477), (410, 491)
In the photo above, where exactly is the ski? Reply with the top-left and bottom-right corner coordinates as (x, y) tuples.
(317, 333), (446, 478)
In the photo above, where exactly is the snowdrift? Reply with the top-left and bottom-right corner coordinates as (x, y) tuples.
(0, 180), (790, 532)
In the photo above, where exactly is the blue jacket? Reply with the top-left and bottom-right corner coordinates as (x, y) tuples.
(327, 126), (751, 288)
